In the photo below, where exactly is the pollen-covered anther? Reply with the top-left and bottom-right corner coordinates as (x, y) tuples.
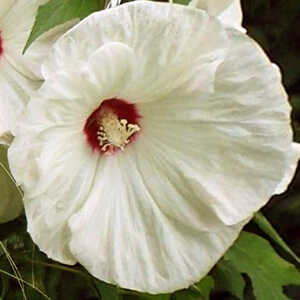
(97, 112), (140, 151)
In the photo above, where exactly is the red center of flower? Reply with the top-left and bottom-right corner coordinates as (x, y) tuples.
(0, 32), (3, 58)
(84, 98), (141, 154)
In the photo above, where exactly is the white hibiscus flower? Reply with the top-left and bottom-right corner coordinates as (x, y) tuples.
(189, 0), (245, 32)
(8, 1), (300, 293)
(0, 0), (45, 223)
(0, 0), (75, 141)
(0, 0), (77, 223)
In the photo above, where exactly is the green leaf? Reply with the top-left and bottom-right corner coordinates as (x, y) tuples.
(24, 0), (103, 53)
(224, 232), (300, 300)
(173, 277), (214, 300)
(192, 276), (214, 300)
(173, 290), (201, 300)
(95, 280), (122, 300)
(174, 0), (190, 5)
(214, 260), (245, 300)
(1, 273), (9, 299)
(0, 145), (23, 224)
(253, 212), (300, 264)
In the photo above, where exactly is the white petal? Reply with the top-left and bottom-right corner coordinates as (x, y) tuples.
(87, 42), (136, 99)
(0, 114), (10, 140)
(138, 28), (293, 226)
(0, 0), (45, 34)
(190, 0), (245, 32)
(218, 0), (245, 33)
(22, 20), (79, 79)
(1, 0), (75, 80)
(0, 0), (15, 19)
(68, 150), (248, 293)
(9, 124), (98, 264)
(42, 2), (229, 100)
(0, 58), (39, 135)
(275, 143), (300, 194)
(0, 0), (74, 136)
(8, 75), (99, 263)
(37, 71), (100, 121)
(190, 0), (232, 15)
(1, 0), (45, 79)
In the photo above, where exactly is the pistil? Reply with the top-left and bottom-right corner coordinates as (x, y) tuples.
(84, 98), (141, 154)
(96, 111), (140, 151)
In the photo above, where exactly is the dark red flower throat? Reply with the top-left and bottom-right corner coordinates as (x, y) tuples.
(0, 32), (3, 58)
(84, 98), (141, 154)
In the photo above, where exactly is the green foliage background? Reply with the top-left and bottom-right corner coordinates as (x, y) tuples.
(243, 0), (300, 280)
(1, 0), (300, 299)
